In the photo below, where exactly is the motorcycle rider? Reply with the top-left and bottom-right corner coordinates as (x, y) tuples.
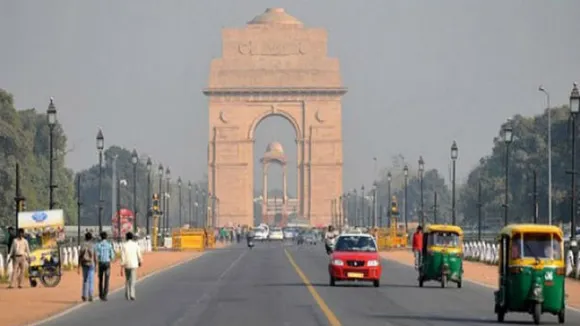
(324, 225), (338, 254)
(246, 227), (255, 248)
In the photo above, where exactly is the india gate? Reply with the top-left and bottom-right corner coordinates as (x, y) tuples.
(203, 8), (346, 227)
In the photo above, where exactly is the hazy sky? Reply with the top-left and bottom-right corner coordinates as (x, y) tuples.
(2, 0), (580, 195)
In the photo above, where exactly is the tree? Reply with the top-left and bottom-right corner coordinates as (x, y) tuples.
(459, 106), (574, 228)
(343, 155), (452, 227)
(76, 146), (206, 228)
(0, 89), (76, 225)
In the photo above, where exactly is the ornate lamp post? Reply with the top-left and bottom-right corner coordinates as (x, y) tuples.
(165, 167), (171, 231)
(361, 185), (365, 226)
(178, 177), (183, 227)
(372, 182), (378, 227)
(568, 82), (579, 259)
(47, 98), (57, 209)
(451, 141), (458, 225)
(146, 157), (152, 235)
(157, 164), (164, 238)
(418, 156), (425, 226)
(131, 149), (138, 233)
(188, 181), (192, 226)
(387, 172), (392, 227)
(503, 119), (513, 226)
(403, 165), (409, 233)
(96, 129), (104, 233)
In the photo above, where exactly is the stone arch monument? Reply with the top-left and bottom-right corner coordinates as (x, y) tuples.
(203, 8), (346, 227)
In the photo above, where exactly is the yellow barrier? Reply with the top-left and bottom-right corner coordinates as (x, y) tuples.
(171, 228), (206, 251)
(376, 229), (408, 250)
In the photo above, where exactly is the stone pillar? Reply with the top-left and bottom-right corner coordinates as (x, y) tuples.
(262, 164), (268, 224)
(283, 165), (288, 204)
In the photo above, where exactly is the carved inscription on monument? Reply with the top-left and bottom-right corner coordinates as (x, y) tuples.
(239, 41), (307, 56)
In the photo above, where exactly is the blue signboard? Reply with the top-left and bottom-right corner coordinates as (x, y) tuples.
(31, 211), (48, 223)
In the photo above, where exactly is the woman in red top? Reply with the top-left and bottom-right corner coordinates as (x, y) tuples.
(412, 226), (423, 269)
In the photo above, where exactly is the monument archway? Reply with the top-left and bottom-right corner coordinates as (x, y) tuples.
(203, 8), (346, 227)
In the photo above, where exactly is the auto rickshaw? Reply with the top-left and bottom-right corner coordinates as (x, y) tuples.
(418, 224), (463, 288)
(19, 210), (65, 288)
(494, 224), (566, 324)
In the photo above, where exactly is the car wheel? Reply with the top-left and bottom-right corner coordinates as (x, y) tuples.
(373, 280), (380, 288)
(329, 276), (336, 287)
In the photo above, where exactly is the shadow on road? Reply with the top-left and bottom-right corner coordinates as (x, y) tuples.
(256, 282), (330, 287)
(368, 314), (544, 324)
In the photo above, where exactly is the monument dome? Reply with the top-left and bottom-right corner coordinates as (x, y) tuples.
(247, 8), (303, 26)
(265, 141), (284, 154)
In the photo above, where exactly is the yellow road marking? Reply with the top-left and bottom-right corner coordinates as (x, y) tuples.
(284, 249), (342, 326)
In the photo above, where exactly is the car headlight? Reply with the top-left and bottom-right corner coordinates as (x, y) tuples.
(533, 286), (542, 297)
(331, 259), (344, 266)
(367, 260), (380, 267)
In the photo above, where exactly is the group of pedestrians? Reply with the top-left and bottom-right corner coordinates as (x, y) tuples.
(78, 231), (142, 302)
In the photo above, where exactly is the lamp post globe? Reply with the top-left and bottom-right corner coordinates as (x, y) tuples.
(387, 172), (392, 182)
(96, 129), (104, 151)
(570, 82), (580, 115)
(47, 97), (57, 126)
(131, 149), (138, 165)
(451, 141), (458, 160)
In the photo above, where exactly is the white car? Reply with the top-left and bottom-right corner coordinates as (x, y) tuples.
(253, 227), (268, 241)
(283, 228), (296, 239)
(269, 227), (284, 241)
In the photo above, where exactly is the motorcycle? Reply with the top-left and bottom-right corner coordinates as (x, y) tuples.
(247, 235), (255, 249)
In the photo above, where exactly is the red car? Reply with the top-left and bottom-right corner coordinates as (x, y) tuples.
(328, 233), (382, 287)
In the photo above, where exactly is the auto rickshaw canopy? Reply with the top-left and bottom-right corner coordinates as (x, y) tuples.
(498, 224), (563, 241)
(424, 224), (464, 236)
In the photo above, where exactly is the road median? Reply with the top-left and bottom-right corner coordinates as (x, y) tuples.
(380, 250), (580, 309)
(0, 251), (201, 326)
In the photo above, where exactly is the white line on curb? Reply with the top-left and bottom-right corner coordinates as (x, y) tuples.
(382, 256), (580, 314)
(29, 253), (204, 326)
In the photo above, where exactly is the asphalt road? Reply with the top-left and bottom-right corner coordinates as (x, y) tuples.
(39, 241), (580, 326)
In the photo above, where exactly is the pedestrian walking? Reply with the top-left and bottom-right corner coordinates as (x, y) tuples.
(78, 232), (97, 301)
(412, 226), (424, 270)
(94, 231), (115, 301)
(8, 228), (30, 289)
(120, 232), (142, 300)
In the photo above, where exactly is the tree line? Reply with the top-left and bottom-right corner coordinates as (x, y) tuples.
(0, 89), (206, 227)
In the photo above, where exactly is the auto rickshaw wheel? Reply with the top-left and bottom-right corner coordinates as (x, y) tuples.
(496, 310), (505, 322)
(457, 280), (462, 288)
(440, 275), (447, 288)
(29, 278), (38, 288)
(558, 308), (565, 324)
(532, 303), (541, 325)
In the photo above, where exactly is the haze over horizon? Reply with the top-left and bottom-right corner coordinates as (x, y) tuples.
(2, 0), (579, 193)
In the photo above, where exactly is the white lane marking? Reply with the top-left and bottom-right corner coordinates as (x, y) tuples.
(381, 256), (580, 314)
(171, 249), (248, 326)
(30, 253), (205, 326)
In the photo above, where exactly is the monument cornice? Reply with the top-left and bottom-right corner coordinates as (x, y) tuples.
(202, 87), (347, 97)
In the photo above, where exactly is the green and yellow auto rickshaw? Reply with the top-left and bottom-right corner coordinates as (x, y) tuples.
(418, 224), (463, 288)
(494, 224), (566, 324)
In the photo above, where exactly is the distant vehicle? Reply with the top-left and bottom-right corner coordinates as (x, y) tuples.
(328, 233), (382, 287)
(269, 227), (284, 241)
(283, 227), (296, 239)
(303, 231), (317, 245)
(253, 227), (268, 241)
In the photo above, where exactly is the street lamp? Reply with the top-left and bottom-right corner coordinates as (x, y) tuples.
(131, 149), (138, 233)
(361, 185), (365, 226)
(568, 82), (579, 258)
(451, 141), (458, 225)
(146, 157), (152, 235)
(157, 164), (164, 238)
(538, 85), (552, 225)
(165, 167), (171, 231)
(353, 188), (358, 227)
(403, 165), (409, 233)
(195, 185), (200, 227)
(47, 98), (57, 209)
(96, 128), (104, 233)
(387, 172), (392, 227)
(503, 118), (513, 226)
(188, 181), (192, 226)
(178, 177), (183, 227)
(372, 182), (378, 227)
(418, 156), (425, 226)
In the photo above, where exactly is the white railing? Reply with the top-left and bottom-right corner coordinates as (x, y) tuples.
(0, 238), (152, 282)
(463, 240), (580, 279)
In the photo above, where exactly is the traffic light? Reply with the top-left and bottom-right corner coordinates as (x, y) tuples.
(152, 193), (160, 214)
(390, 196), (399, 216)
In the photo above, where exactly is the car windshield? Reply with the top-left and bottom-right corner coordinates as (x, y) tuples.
(428, 232), (460, 247)
(272, 228), (282, 232)
(511, 233), (562, 260)
(334, 236), (377, 252)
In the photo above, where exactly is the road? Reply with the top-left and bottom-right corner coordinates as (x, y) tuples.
(39, 241), (580, 326)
